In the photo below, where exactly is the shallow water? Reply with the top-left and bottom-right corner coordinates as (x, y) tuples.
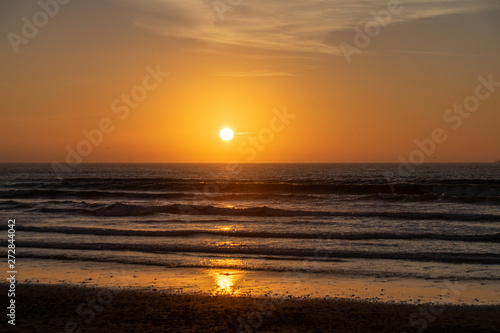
(1, 163), (499, 281)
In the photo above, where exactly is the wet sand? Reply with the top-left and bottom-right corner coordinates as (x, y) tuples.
(2, 283), (499, 332)
(13, 259), (500, 305)
(5, 259), (500, 332)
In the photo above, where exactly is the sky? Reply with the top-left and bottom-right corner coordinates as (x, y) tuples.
(1, 0), (499, 163)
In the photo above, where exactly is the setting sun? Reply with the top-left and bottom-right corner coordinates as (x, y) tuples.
(220, 128), (234, 141)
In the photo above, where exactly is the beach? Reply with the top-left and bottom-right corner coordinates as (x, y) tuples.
(3, 283), (500, 332)
(3, 258), (500, 332)
(9, 258), (500, 304)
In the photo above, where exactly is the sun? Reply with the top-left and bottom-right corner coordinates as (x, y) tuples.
(220, 128), (234, 141)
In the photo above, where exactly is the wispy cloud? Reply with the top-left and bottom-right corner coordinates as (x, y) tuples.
(214, 70), (297, 77)
(111, 0), (500, 56)
(387, 49), (467, 57)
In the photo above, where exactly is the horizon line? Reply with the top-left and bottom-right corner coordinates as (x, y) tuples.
(0, 162), (498, 165)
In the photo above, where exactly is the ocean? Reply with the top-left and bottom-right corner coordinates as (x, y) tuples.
(1, 163), (499, 283)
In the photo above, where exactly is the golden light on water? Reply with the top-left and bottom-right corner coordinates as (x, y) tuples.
(217, 274), (234, 292)
(210, 270), (242, 295)
(215, 224), (235, 231)
(214, 241), (240, 248)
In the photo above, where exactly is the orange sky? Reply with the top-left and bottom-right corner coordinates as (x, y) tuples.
(1, 0), (499, 163)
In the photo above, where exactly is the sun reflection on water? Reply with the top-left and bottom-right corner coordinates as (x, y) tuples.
(216, 226), (232, 231)
(208, 269), (244, 295)
(214, 240), (241, 248)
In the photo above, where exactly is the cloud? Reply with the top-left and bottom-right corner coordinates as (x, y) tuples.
(110, 0), (500, 56)
(214, 70), (298, 77)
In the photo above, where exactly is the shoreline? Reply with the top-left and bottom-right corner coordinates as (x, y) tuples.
(2, 283), (499, 332)
(13, 258), (500, 305)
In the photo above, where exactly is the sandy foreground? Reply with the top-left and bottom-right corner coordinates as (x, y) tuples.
(3, 259), (500, 332)
(11, 259), (500, 304)
(1, 283), (499, 333)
